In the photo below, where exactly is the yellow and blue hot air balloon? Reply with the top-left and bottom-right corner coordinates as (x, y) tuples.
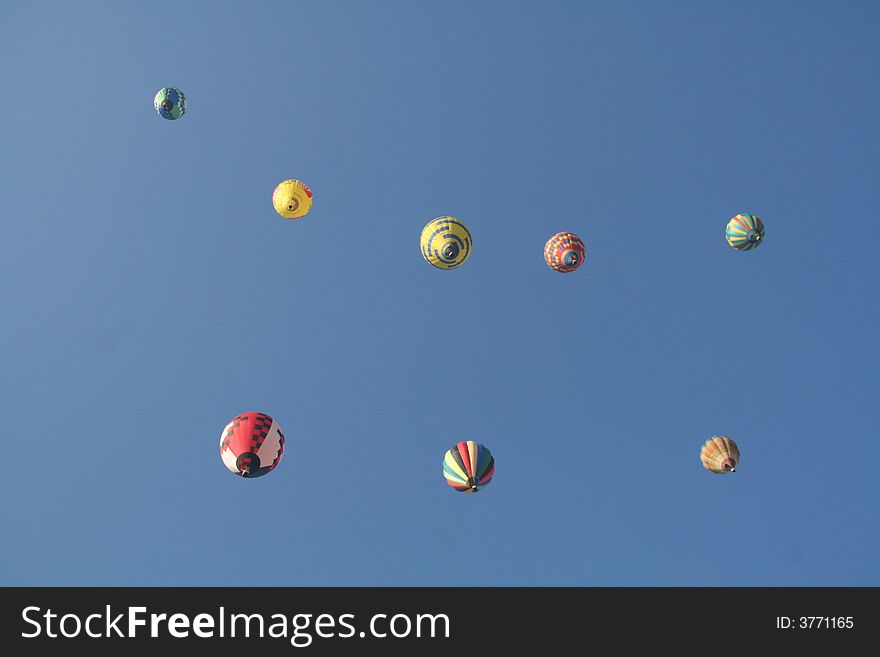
(273, 180), (313, 219)
(154, 87), (187, 120)
(700, 435), (740, 474)
(443, 440), (494, 493)
(420, 217), (472, 269)
(725, 214), (765, 251)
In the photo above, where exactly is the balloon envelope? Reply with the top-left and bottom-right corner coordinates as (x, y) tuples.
(420, 217), (472, 269)
(544, 231), (586, 272)
(273, 180), (313, 219)
(700, 435), (740, 474)
(154, 87), (187, 120)
(219, 412), (285, 478)
(443, 440), (494, 493)
(725, 214), (765, 251)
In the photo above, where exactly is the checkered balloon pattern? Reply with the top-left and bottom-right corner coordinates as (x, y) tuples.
(544, 231), (586, 273)
(219, 412), (285, 478)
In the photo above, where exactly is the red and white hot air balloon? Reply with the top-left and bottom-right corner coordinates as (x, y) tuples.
(219, 412), (285, 478)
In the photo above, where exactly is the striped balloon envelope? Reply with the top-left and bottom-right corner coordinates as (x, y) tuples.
(219, 412), (285, 478)
(443, 440), (495, 493)
(544, 231), (586, 272)
(154, 87), (187, 120)
(700, 435), (740, 474)
(725, 214), (765, 251)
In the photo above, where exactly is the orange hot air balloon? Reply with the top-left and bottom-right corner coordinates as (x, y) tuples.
(700, 435), (740, 474)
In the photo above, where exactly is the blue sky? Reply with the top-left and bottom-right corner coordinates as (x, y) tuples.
(0, 0), (877, 586)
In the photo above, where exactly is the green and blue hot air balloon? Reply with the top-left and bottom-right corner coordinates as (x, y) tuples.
(154, 87), (187, 120)
(725, 213), (765, 251)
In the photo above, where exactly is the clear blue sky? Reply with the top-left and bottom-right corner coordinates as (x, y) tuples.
(1, 0), (877, 586)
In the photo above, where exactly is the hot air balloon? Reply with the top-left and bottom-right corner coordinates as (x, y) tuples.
(700, 435), (740, 474)
(420, 217), (472, 269)
(219, 412), (285, 478)
(443, 440), (494, 493)
(544, 231), (586, 272)
(725, 214), (765, 251)
(273, 180), (313, 219)
(154, 87), (187, 120)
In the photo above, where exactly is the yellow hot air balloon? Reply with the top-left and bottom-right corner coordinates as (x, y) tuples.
(420, 217), (472, 269)
(700, 435), (740, 474)
(272, 179), (313, 219)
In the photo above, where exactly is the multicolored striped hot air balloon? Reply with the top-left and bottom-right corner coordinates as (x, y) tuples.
(700, 435), (740, 474)
(725, 214), (765, 251)
(443, 440), (495, 493)
(273, 179), (313, 219)
(219, 412), (285, 478)
(544, 231), (586, 272)
(154, 87), (187, 120)
(420, 217), (472, 269)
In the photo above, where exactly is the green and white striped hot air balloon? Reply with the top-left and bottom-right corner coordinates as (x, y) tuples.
(154, 87), (187, 120)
